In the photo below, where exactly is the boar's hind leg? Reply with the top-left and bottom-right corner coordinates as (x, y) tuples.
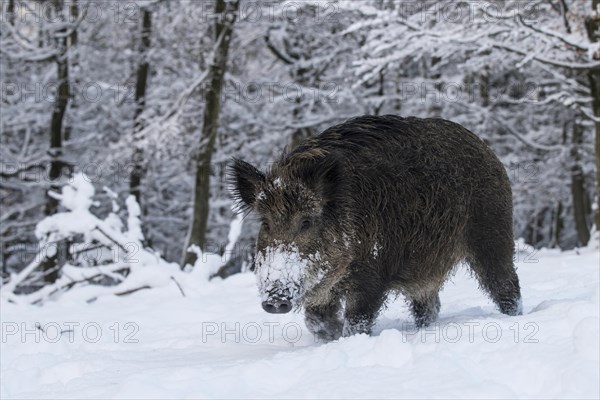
(305, 301), (343, 342)
(409, 291), (441, 328)
(467, 238), (523, 317)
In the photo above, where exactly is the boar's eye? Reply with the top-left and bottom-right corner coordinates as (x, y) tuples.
(261, 220), (271, 233)
(299, 219), (312, 232)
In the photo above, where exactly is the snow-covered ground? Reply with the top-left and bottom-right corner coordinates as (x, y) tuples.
(1, 245), (598, 399)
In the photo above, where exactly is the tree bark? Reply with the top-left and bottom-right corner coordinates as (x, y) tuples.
(586, 0), (600, 232)
(46, 9), (69, 217)
(571, 121), (591, 246)
(43, 0), (71, 283)
(130, 6), (152, 208)
(183, 0), (239, 267)
(550, 201), (563, 248)
(64, 0), (78, 142)
(6, 0), (15, 25)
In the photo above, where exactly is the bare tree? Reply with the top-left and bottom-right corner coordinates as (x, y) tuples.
(571, 120), (591, 245)
(183, 0), (240, 267)
(42, 0), (74, 283)
(586, 0), (600, 231)
(130, 4), (154, 210)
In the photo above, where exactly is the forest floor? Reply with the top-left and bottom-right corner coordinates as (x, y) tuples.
(1, 245), (599, 399)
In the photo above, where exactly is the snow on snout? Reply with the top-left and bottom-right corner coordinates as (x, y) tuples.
(254, 242), (323, 306)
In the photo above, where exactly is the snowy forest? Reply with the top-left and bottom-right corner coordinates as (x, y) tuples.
(2, 0), (599, 280)
(1, 1), (599, 399)
(0, 0), (600, 276)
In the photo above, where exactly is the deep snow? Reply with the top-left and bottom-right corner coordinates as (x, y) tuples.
(1, 245), (598, 399)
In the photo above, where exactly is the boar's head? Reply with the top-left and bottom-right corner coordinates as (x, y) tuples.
(229, 152), (348, 313)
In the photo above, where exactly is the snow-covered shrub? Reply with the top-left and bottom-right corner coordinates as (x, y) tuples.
(0, 173), (240, 305)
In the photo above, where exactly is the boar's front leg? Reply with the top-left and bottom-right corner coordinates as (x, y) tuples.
(304, 300), (343, 342)
(342, 269), (387, 337)
(342, 292), (386, 337)
(305, 301), (343, 341)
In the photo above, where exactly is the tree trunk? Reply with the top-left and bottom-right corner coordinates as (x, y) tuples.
(550, 201), (563, 248)
(596, 106), (600, 231)
(6, 0), (15, 25)
(586, 0), (600, 232)
(64, 0), (78, 142)
(46, 29), (69, 215)
(69, 1), (78, 47)
(479, 67), (490, 107)
(130, 6), (152, 208)
(571, 121), (591, 246)
(43, 0), (70, 283)
(183, 0), (239, 267)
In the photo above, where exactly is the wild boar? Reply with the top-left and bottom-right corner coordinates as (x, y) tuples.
(230, 115), (522, 341)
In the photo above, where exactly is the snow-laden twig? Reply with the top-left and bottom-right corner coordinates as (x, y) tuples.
(491, 42), (600, 71)
(515, 13), (589, 51)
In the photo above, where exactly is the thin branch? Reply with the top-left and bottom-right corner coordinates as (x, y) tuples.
(264, 29), (294, 65)
(516, 13), (587, 51)
(491, 42), (600, 71)
(93, 226), (130, 254)
(559, 0), (572, 33)
(115, 286), (151, 296)
(170, 276), (186, 297)
(0, 253), (42, 295)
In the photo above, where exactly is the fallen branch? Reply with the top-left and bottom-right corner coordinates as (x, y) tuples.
(115, 286), (152, 297)
(170, 276), (186, 297)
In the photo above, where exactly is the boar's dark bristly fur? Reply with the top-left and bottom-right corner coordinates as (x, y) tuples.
(230, 115), (522, 341)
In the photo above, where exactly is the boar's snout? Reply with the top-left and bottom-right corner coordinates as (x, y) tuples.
(262, 298), (292, 314)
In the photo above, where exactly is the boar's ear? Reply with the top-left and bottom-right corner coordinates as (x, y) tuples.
(228, 158), (266, 212)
